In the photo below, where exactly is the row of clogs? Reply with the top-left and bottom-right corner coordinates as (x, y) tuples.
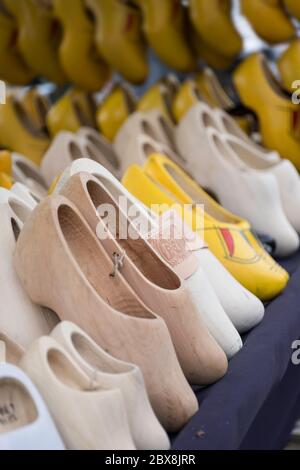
(0, 0), (244, 88)
(0, 321), (170, 450)
(3, 83), (298, 298)
(0, 162), (249, 441)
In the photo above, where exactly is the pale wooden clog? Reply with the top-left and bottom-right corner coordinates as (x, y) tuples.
(14, 195), (198, 431)
(77, 127), (121, 179)
(41, 131), (84, 187)
(51, 321), (170, 450)
(12, 153), (47, 200)
(20, 336), (135, 450)
(114, 123), (184, 177)
(0, 189), (58, 348)
(61, 172), (229, 379)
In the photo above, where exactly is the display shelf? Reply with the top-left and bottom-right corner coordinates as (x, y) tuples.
(171, 250), (300, 450)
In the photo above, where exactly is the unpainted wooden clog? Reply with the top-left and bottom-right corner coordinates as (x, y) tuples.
(51, 321), (170, 450)
(20, 337), (135, 450)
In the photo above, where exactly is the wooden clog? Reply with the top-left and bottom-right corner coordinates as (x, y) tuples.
(14, 195), (199, 431)
(61, 172), (229, 374)
(41, 132), (84, 187)
(77, 127), (121, 179)
(20, 337), (135, 450)
(114, 115), (185, 175)
(51, 321), (170, 449)
(0, 189), (58, 348)
(12, 153), (47, 200)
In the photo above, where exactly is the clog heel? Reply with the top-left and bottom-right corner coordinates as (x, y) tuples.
(189, 0), (242, 58)
(240, 0), (295, 44)
(86, 0), (148, 84)
(234, 53), (300, 171)
(4, 0), (66, 84)
(51, 321), (170, 450)
(52, 0), (110, 91)
(135, 0), (196, 71)
(14, 195), (199, 431)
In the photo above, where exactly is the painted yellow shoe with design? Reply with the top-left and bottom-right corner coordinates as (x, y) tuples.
(122, 155), (289, 301)
(47, 88), (96, 137)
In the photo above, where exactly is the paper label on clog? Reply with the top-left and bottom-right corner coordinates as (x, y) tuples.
(146, 210), (207, 279)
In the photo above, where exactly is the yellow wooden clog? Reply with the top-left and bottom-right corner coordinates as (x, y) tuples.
(122, 155), (289, 301)
(284, 0), (300, 20)
(86, 0), (148, 84)
(4, 0), (66, 84)
(234, 53), (300, 171)
(0, 95), (49, 166)
(96, 84), (136, 142)
(278, 40), (300, 93)
(137, 81), (176, 121)
(0, 8), (34, 85)
(46, 88), (96, 137)
(189, 0), (242, 59)
(240, 0), (295, 44)
(134, 0), (196, 71)
(190, 28), (234, 71)
(52, 0), (110, 91)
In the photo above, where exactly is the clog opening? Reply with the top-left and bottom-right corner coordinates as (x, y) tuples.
(58, 204), (155, 318)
